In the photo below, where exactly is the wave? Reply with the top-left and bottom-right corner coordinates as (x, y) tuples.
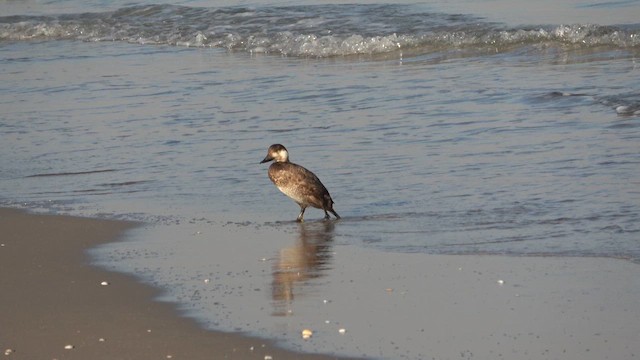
(1, 4), (639, 57)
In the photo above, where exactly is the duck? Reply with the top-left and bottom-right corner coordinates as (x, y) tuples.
(260, 144), (340, 222)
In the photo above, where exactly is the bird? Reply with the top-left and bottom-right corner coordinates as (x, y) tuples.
(260, 144), (340, 222)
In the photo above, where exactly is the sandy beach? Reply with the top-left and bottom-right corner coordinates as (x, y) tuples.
(0, 208), (351, 360)
(3, 207), (640, 359)
(2, 0), (640, 357)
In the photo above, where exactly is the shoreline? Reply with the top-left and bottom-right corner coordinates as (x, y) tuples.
(0, 208), (352, 360)
(2, 207), (640, 359)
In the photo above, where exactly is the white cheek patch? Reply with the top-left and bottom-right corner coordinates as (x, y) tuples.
(277, 149), (288, 161)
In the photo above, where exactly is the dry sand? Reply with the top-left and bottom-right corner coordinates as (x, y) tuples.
(0, 208), (351, 360)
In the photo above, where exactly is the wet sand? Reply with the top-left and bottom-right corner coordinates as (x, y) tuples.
(101, 218), (640, 359)
(0, 208), (350, 360)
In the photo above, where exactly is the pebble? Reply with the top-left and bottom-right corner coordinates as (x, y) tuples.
(4, 349), (14, 356)
(204, 278), (210, 284)
(264, 356), (273, 360)
(497, 279), (505, 285)
(338, 328), (347, 334)
(100, 281), (109, 286)
(64, 345), (74, 350)
(301, 329), (313, 340)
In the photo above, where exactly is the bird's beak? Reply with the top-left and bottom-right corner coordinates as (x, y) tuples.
(260, 155), (273, 164)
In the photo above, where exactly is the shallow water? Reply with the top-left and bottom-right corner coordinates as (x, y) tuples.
(2, 0), (640, 358)
(3, 39), (638, 259)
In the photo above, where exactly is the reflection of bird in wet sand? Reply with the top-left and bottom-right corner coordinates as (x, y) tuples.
(260, 144), (340, 222)
(272, 221), (335, 316)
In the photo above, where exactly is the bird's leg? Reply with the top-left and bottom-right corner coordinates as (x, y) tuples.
(297, 205), (307, 222)
(323, 209), (330, 220)
(330, 209), (341, 219)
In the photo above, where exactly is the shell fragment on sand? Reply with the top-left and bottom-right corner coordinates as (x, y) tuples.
(301, 329), (313, 339)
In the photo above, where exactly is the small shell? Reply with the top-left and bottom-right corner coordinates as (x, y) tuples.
(4, 349), (14, 355)
(264, 356), (273, 360)
(497, 279), (505, 285)
(338, 328), (346, 334)
(64, 345), (74, 350)
(301, 329), (313, 339)
(100, 281), (109, 286)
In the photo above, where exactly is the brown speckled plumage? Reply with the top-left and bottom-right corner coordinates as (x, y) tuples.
(260, 144), (340, 222)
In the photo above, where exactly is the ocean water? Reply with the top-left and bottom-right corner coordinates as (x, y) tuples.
(2, 0), (640, 358)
